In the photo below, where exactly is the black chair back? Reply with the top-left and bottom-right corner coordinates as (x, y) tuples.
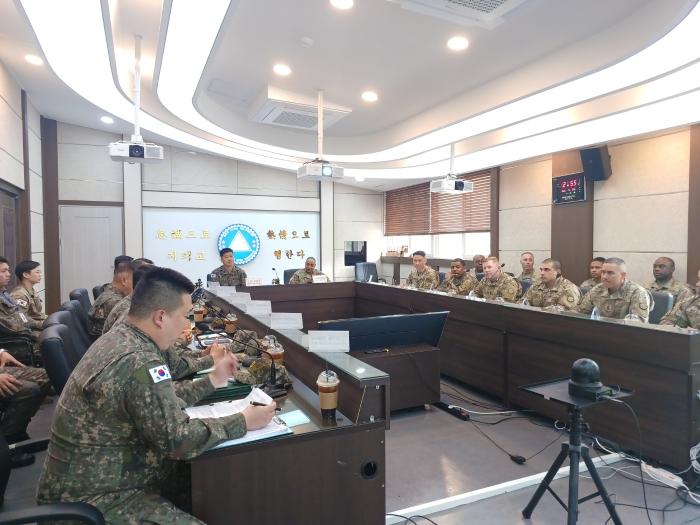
(649, 290), (674, 324)
(69, 288), (91, 313)
(92, 284), (105, 301)
(38, 324), (73, 394)
(475, 272), (485, 281)
(520, 280), (533, 295)
(354, 262), (379, 283)
(283, 269), (302, 284)
(44, 311), (89, 367)
(438, 272), (446, 284)
(62, 300), (91, 339)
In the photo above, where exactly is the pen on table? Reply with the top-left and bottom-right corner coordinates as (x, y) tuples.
(250, 400), (282, 411)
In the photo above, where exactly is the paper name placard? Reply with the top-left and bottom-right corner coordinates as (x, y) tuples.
(312, 275), (328, 284)
(214, 286), (235, 296)
(244, 300), (272, 316)
(308, 330), (350, 353)
(245, 277), (264, 287)
(270, 312), (304, 330)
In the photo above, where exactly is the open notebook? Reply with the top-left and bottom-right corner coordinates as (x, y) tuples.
(186, 388), (292, 449)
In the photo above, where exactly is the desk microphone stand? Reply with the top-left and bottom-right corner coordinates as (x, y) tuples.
(520, 379), (631, 525)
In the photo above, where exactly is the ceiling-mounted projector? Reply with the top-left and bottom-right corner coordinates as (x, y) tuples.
(109, 141), (164, 164)
(297, 159), (344, 181)
(430, 176), (474, 194)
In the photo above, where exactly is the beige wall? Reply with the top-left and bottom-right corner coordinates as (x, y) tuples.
(499, 157), (552, 275)
(593, 130), (690, 284)
(333, 184), (383, 282)
(28, 102), (44, 301)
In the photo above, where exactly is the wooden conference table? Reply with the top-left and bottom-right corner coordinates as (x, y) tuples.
(236, 281), (700, 470)
(189, 290), (389, 525)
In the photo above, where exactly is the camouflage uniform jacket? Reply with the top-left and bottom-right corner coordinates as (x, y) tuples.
(437, 272), (478, 295)
(525, 277), (581, 310)
(10, 285), (46, 322)
(660, 294), (700, 329)
(87, 284), (125, 337)
(0, 289), (42, 334)
(405, 267), (439, 290)
(37, 321), (246, 505)
(577, 280), (650, 322)
(647, 278), (694, 303)
(475, 272), (522, 302)
(210, 265), (247, 287)
(289, 268), (329, 284)
(518, 270), (536, 283)
(580, 278), (601, 290)
(102, 294), (131, 334)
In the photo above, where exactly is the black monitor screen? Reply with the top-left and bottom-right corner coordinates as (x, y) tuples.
(318, 311), (449, 351)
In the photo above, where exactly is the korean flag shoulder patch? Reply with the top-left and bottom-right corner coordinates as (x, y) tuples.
(148, 365), (172, 383)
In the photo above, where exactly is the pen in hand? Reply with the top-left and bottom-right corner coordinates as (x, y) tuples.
(250, 400), (282, 411)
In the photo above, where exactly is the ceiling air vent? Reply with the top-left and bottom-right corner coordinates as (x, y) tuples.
(390, 0), (527, 29)
(249, 86), (352, 131)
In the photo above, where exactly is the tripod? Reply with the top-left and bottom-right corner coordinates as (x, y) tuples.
(522, 406), (621, 524)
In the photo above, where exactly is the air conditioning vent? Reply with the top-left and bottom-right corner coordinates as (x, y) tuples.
(390, 0), (526, 28)
(249, 86), (351, 131)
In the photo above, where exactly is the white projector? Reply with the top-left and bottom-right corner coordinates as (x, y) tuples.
(109, 141), (164, 163)
(430, 177), (474, 194)
(297, 160), (344, 181)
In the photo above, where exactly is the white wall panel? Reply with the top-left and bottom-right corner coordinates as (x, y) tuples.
(57, 122), (120, 146)
(499, 157), (552, 210)
(334, 192), (383, 223)
(499, 206), (551, 251)
(0, 148), (23, 189)
(30, 211), (44, 252)
(0, 62), (21, 117)
(499, 249), (552, 278)
(28, 130), (41, 176)
(0, 99), (23, 163)
(29, 172), (43, 213)
(142, 191), (319, 212)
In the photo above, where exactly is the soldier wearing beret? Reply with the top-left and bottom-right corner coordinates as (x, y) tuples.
(524, 259), (581, 310)
(577, 257), (650, 321)
(474, 256), (522, 302)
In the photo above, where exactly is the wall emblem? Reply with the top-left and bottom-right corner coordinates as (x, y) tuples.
(217, 223), (261, 265)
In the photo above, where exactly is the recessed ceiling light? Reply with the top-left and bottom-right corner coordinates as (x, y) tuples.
(24, 54), (44, 66)
(100, 116), (114, 124)
(361, 90), (378, 103)
(273, 63), (291, 76)
(330, 0), (354, 9)
(447, 36), (469, 52)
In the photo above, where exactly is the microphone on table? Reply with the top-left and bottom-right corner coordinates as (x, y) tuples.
(272, 267), (281, 285)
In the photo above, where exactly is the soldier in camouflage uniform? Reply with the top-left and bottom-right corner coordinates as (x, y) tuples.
(10, 260), (47, 322)
(468, 254), (485, 278)
(209, 248), (247, 286)
(577, 257), (650, 321)
(289, 257), (330, 284)
(660, 269), (700, 328)
(0, 257), (43, 365)
(437, 258), (478, 295)
(518, 252), (537, 284)
(404, 251), (439, 290)
(580, 257), (606, 289)
(0, 349), (51, 445)
(37, 267), (276, 523)
(524, 259), (581, 310)
(475, 257), (522, 302)
(88, 261), (135, 338)
(646, 257), (693, 304)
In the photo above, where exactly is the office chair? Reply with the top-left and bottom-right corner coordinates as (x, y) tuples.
(43, 312), (88, 368)
(0, 434), (104, 524)
(91, 285), (105, 301)
(38, 324), (73, 394)
(354, 263), (384, 283)
(0, 327), (35, 368)
(68, 289), (91, 314)
(283, 269), (302, 284)
(520, 280), (533, 295)
(60, 301), (92, 343)
(475, 272), (485, 281)
(437, 272), (446, 284)
(649, 290), (673, 324)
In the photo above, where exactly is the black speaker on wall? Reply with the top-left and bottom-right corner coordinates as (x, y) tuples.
(580, 146), (612, 181)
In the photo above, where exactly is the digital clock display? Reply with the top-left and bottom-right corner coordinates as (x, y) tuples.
(552, 173), (586, 204)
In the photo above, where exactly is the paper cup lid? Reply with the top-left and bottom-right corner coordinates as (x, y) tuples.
(317, 370), (339, 386)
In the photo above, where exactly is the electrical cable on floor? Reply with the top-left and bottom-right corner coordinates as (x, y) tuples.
(386, 513), (438, 524)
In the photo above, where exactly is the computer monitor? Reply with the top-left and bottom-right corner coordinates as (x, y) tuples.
(318, 311), (449, 351)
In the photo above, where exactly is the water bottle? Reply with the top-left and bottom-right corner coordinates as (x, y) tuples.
(590, 306), (600, 320)
(521, 298), (530, 306)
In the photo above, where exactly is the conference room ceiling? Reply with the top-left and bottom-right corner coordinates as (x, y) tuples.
(0, 0), (698, 190)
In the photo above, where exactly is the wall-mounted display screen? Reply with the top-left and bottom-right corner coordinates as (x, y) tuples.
(552, 173), (586, 204)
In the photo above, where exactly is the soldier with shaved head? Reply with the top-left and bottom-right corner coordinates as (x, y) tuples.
(646, 256), (693, 303)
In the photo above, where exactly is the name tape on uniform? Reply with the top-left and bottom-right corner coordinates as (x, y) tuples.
(308, 330), (350, 353)
(148, 365), (172, 383)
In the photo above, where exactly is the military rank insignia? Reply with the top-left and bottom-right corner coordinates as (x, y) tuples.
(148, 365), (172, 383)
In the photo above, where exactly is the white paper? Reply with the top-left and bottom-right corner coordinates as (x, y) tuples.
(228, 292), (251, 302)
(270, 312), (304, 330)
(308, 330), (350, 353)
(245, 277), (264, 287)
(214, 286), (236, 296)
(312, 274), (328, 284)
(244, 300), (272, 316)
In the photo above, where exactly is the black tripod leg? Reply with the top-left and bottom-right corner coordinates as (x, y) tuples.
(567, 447), (580, 525)
(522, 443), (569, 518)
(582, 449), (622, 525)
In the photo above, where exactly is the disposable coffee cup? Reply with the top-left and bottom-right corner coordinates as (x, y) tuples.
(224, 317), (238, 334)
(265, 346), (284, 365)
(316, 370), (340, 420)
(194, 308), (205, 323)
